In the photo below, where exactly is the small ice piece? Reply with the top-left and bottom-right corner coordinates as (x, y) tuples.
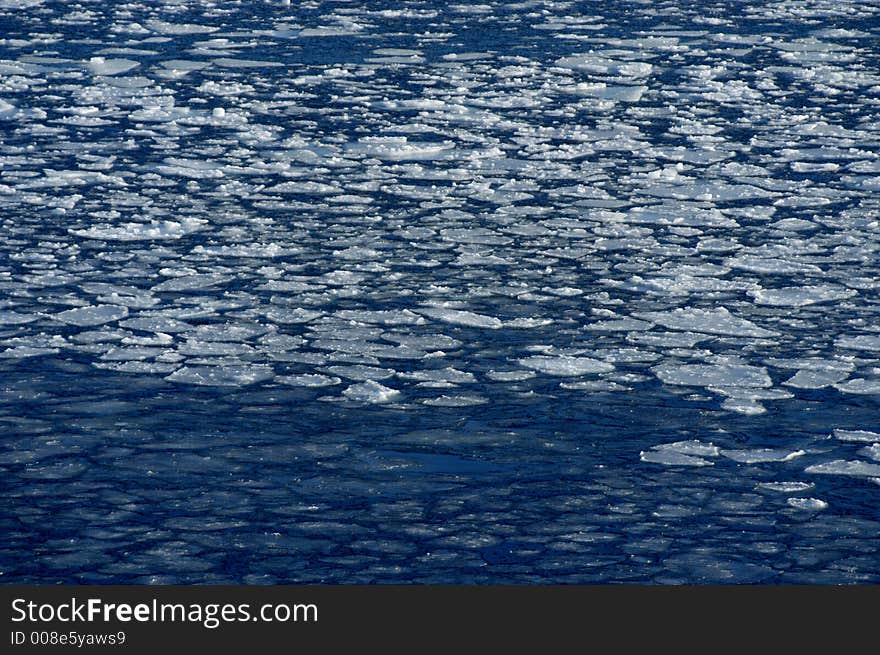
(834, 429), (880, 443)
(145, 19), (219, 35)
(276, 374), (341, 388)
(636, 307), (778, 338)
(422, 395), (488, 407)
(0, 310), (38, 326)
(726, 256), (821, 275)
(342, 380), (400, 403)
(627, 332), (709, 347)
(165, 365), (274, 386)
(382, 333), (461, 350)
(85, 57), (140, 76)
(710, 387), (792, 400)
(189, 323), (269, 342)
(178, 341), (255, 356)
(787, 498), (828, 511)
(858, 444), (880, 461)
(95, 361), (180, 374)
(556, 53), (653, 78)
(504, 317), (554, 328)
(757, 481), (815, 493)
(641, 440), (719, 466)
(560, 380), (627, 391)
(152, 274), (231, 292)
(652, 440), (720, 457)
(120, 317), (194, 334)
(400, 367), (476, 384)
(640, 450), (713, 467)
(749, 285), (856, 307)
(346, 137), (455, 161)
(335, 310), (423, 325)
(486, 369), (536, 382)
(324, 365), (396, 381)
(720, 398), (766, 415)
(71, 217), (207, 241)
(784, 368), (851, 389)
(805, 460), (880, 477)
(519, 355), (614, 376)
(835, 335), (880, 352)
(259, 334), (303, 352)
(265, 308), (323, 324)
(654, 363), (771, 388)
(589, 318), (654, 332)
(101, 346), (165, 361)
(835, 379), (880, 395)
(0, 347), (60, 359)
(417, 307), (503, 329)
(0, 98), (15, 117)
(721, 449), (805, 463)
(54, 305), (129, 327)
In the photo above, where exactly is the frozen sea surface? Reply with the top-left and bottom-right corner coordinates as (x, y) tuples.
(1, 0), (879, 584)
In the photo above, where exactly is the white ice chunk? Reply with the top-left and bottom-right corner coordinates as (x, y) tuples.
(152, 274), (230, 292)
(0, 98), (17, 118)
(346, 137), (455, 161)
(400, 367), (476, 384)
(757, 481), (815, 493)
(120, 317), (194, 333)
(637, 307), (778, 338)
(486, 370), (536, 382)
(654, 363), (771, 388)
(504, 317), (555, 328)
(417, 307), (503, 329)
(178, 341), (255, 356)
(834, 429), (880, 443)
(726, 256), (822, 275)
(276, 374), (341, 388)
(54, 305), (129, 327)
(265, 308), (323, 324)
(145, 19), (219, 35)
(0, 310), (38, 326)
(859, 444), (880, 461)
(720, 398), (766, 415)
(749, 285), (856, 307)
(652, 440), (721, 457)
(556, 53), (653, 78)
(519, 355), (614, 376)
(71, 217), (207, 241)
(335, 310), (423, 325)
(805, 460), (880, 477)
(835, 379), (880, 395)
(0, 346), (60, 359)
(640, 450), (713, 467)
(721, 449), (805, 463)
(787, 498), (827, 511)
(342, 380), (400, 403)
(85, 57), (140, 76)
(422, 395), (488, 407)
(324, 365), (396, 381)
(189, 323), (269, 342)
(784, 368), (851, 389)
(165, 365), (274, 387)
(835, 335), (880, 352)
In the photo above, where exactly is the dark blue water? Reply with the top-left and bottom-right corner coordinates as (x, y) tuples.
(1, 0), (879, 583)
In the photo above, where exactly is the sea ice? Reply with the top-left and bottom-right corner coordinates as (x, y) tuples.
(54, 305), (129, 327)
(342, 380), (401, 403)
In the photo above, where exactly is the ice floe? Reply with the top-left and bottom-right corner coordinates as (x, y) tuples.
(653, 363), (771, 388)
(342, 380), (401, 403)
(54, 305), (129, 327)
(519, 355), (614, 376)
